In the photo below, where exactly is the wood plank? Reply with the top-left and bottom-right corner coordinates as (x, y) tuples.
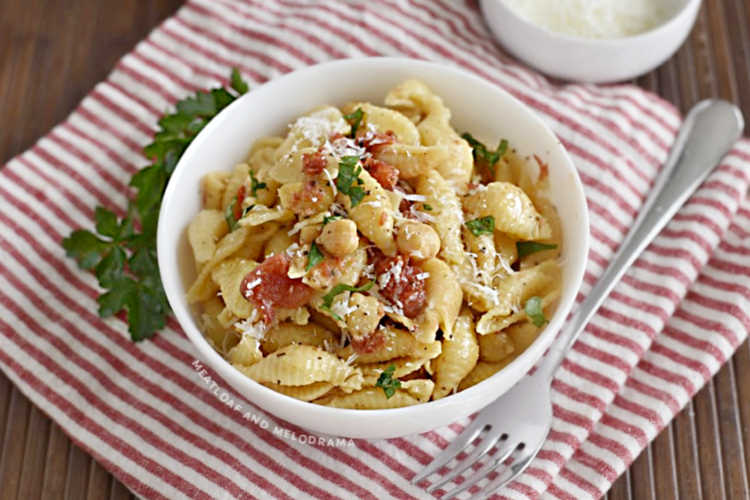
(608, 466), (632, 500)
(41, 423), (71, 500)
(713, 359), (750, 499)
(109, 479), (135, 500)
(64, 444), (91, 500)
(672, 402), (704, 500)
(0, 387), (32, 500)
(693, 380), (727, 500)
(16, 406), (52, 500)
(628, 444), (656, 500)
(650, 425), (679, 500)
(732, 339), (750, 498)
(87, 459), (112, 500)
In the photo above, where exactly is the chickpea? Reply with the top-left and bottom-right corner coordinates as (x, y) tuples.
(316, 219), (359, 257)
(345, 293), (384, 339)
(396, 221), (440, 260)
(299, 225), (320, 246)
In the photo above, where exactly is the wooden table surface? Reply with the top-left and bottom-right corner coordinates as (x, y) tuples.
(1, 1), (749, 499)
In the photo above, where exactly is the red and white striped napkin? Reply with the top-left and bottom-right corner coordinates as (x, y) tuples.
(1, 1), (749, 498)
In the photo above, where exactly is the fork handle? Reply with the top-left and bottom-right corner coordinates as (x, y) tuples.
(538, 100), (744, 381)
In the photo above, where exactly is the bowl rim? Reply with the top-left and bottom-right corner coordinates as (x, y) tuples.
(481, 0), (701, 45)
(157, 57), (590, 426)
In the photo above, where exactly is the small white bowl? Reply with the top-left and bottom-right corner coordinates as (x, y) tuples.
(157, 58), (589, 439)
(480, 0), (701, 83)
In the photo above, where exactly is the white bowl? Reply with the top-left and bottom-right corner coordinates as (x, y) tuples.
(157, 58), (589, 439)
(480, 0), (701, 83)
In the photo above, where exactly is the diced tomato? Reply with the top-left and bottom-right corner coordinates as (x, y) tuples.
(398, 197), (412, 215)
(233, 185), (246, 221)
(534, 154), (549, 181)
(363, 157), (399, 190)
(356, 129), (397, 153)
(350, 328), (386, 354)
(373, 252), (427, 318)
(302, 151), (328, 176)
(291, 179), (328, 217)
(241, 254), (314, 324)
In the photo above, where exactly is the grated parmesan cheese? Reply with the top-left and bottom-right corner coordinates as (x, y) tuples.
(401, 193), (427, 202)
(234, 310), (267, 340)
(501, 0), (680, 39)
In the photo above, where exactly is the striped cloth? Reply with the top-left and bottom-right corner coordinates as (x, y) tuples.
(1, 1), (748, 498)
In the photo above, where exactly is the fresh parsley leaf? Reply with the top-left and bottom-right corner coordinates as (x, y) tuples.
(422, 203), (433, 211)
(94, 245), (126, 288)
(516, 241), (558, 259)
(525, 296), (548, 327)
(306, 242), (324, 271)
(348, 186), (366, 207)
(375, 364), (401, 398)
(320, 281), (374, 320)
(62, 230), (112, 270)
(225, 197), (241, 232)
(462, 133), (508, 169)
(465, 216), (495, 236)
(230, 68), (249, 95)
(343, 107), (364, 137)
(336, 156), (367, 207)
(63, 68), (245, 341)
(322, 214), (342, 225)
(94, 207), (119, 238)
(249, 169), (267, 197)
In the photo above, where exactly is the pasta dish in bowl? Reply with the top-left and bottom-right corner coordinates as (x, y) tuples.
(158, 59), (588, 438)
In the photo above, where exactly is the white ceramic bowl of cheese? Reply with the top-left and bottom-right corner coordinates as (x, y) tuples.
(480, 0), (701, 83)
(157, 58), (589, 439)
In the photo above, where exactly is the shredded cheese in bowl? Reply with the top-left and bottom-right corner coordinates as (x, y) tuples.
(501, 0), (684, 39)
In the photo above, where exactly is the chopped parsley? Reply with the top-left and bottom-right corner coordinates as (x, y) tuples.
(62, 68), (249, 341)
(525, 296), (548, 327)
(249, 169), (267, 197)
(376, 364), (401, 398)
(422, 203), (433, 211)
(320, 281), (374, 321)
(224, 197), (252, 233)
(225, 198), (240, 232)
(461, 132), (508, 179)
(465, 216), (495, 236)
(306, 242), (324, 271)
(322, 214), (343, 225)
(462, 133), (508, 167)
(516, 241), (558, 259)
(343, 107), (364, 137)
(230, 68), (249, 95)
(336, 156), (367, 207)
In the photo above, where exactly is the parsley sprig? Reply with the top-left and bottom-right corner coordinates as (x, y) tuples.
(376, 364), (401, 398)
(462, 133), (508, 167)
(320, 281), (374, 321)
(306, 242), (324, 271)
(343, 107), (364, 137)
(336, 156), (367, 207)
(250, 169), (267, 197)
(516, 241), (557, 259)
(62, 68), (249, 341)
(465, 216), (495, 236)
(322, 214), (343, 225)
(525, 296), (548, 327)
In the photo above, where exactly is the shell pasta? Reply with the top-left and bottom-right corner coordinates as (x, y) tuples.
(186, 80), (562, 408)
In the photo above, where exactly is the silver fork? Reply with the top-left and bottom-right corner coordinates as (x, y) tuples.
(412, 100), (743, 500)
